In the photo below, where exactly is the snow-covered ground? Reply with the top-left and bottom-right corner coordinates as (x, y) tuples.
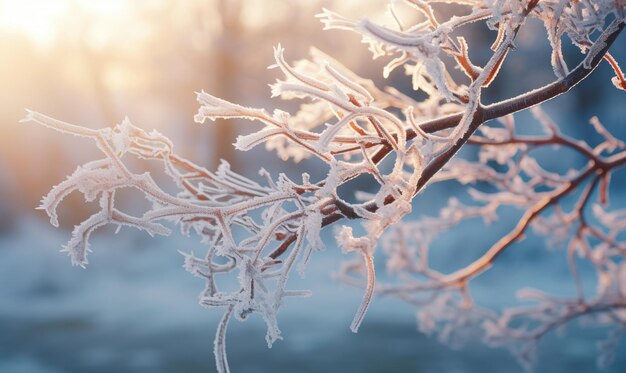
(2, 213), (626, 373)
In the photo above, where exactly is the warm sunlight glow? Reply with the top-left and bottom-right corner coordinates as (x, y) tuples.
(0, 0), (130, 48)
(0, 0), (68, 47)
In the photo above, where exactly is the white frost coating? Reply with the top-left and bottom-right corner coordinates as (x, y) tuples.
(613, 76), (626, 91)
(214, 305), (234, 373)
(194, 91), (273, 125)
(235, 127), (285, 151)
(299, 208), (325, 275)
(26, 1), (626, 372)
(351, 249), (375, 333)
(583, 20), (621, 69)
(21, 109), (102, 138)
(590, 116), (625, 154)
(39, 160), (114, 227)
(337, 226), (376, 332)
(355, 18), (456, 101)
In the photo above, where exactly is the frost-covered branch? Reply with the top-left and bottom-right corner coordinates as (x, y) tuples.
(24, 1), (626, 372)
(370, 109), (626, 369)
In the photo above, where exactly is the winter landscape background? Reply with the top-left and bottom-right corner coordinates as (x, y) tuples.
(1, 1), (626, 372)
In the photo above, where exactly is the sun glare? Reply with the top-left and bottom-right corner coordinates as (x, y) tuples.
(0, 0), (130, 48)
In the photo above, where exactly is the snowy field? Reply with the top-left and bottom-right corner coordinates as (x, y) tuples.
(2, 215), (626, 373)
